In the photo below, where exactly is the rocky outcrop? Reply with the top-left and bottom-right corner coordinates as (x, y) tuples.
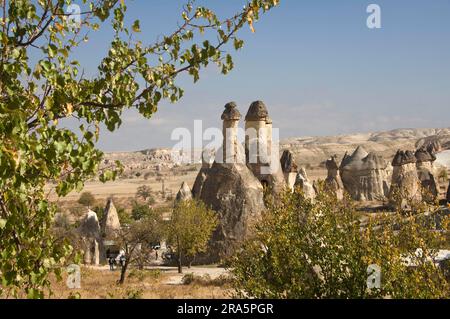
(78, 210), (103, 265)
(199, 162), (265, 262)
(176, 181), (193, 202)
(192, 149), (214, 199)
(324, 155), (344, 200)
(415, 147), (438, 201)
(245, 101), (286, 194)
(280, 150), (298, 191)
(295, 167), (316, 200)
(280, 150), (297, 173)
(101, 198), (121, 239)
(389, 150), (422, 203)
(340, 146), (390, 201)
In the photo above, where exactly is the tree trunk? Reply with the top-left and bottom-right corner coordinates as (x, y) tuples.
(178, 250), (183, 274)
(118, 259), (129, 285)
(177, 237), (183, 274)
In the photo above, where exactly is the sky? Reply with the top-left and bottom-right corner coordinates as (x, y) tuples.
(62, 0), (450, 152)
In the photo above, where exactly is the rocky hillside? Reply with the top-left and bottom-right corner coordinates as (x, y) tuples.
(281, 127), (450, 169)
(104, 127), (450, 177)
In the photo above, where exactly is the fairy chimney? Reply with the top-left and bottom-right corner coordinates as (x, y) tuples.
(325, 155), (344, 200)
(101, 198), (121, 239)
(389, 150), (422, 203)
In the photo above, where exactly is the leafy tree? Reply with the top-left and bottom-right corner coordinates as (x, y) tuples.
(115, 211), (163, 284)
(131, 200), (153, 221)
(229, 186), (449, 299)
(77, 191), (96, 207)
(136, 185), (155, 204)
(166, 199), (218, 273)
(0, 0), (279, 297)
(117, 206), (132, 225)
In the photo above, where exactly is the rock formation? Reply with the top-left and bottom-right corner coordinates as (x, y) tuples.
(101, 198), (121, 239)
(78, 210), (102, 265)
(192, 149), (214, 199)
(340, 146), (390, 201)
(195, 102), (267, 262)
(295, 167), (316, 200)
(199, 161), (265, 262)
(280, 150), (298, 191)
(390, 150), (422, 203)
(245, 100), (285, 194)
(415, 147), (438, 201)
(324, 155), (344, 200)
(175, 181), (193, 202)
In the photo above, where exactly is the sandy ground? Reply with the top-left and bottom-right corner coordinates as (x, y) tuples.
(48, 265), (231, 299)
(47, 171), (198, 202)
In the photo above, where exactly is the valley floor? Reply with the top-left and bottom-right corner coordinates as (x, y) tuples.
(48, 265), (231, 299)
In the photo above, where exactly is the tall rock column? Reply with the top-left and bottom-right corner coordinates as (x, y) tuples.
(415, 147), (438, 202)
(389, 150), (422, 204)
(196, 102), (266, 263)
(325, 155), (344, 200)
(101, 198), (121, 240)
(244, 101), (285, 193)
(280, 150), (298, 191)
(221, 102), (241, 164)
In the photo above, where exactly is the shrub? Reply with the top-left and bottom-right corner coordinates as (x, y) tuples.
(77, 192), (96, 207)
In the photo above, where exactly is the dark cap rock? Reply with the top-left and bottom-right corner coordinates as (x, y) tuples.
(392, 150), (417, 166)
(245, 100), (269, 121)
(415, 147), (436, 163)
(221, 102), (241, 121)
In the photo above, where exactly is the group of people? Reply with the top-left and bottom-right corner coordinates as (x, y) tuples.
(107, 252), (126, 271)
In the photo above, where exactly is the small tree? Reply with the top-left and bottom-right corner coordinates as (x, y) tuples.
(77, 192), (96, 208)
(136, 185), (155, 204)
(166, 200), (218, 273)
(115, 211), (163, 284)
(131, 201), (154, 221)
(229, 185), (449, 299)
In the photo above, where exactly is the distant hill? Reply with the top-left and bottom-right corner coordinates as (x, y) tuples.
(104, 127), (450, 177)
(280, 127), (450, 168)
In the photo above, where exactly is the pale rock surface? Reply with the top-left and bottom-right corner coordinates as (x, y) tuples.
(389, 150), (422, 203)
(176, 181), (193, 202)
(280, 150), (298, 191)
(192, 149), (214, 199)
(199, 162), (265, 262)
(295, 167), (316, 200)
(101, 198), (121, 239)
(339, 146), (390, 201)
(324, 155), (344, 200)
(78, 210), (103, 265)
(415, 147), (438, 201)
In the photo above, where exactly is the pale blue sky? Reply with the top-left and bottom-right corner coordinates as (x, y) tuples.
(65, 0), (450, 151)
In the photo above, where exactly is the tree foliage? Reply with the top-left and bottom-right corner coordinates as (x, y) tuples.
(229, 186), (449, 299)
(115, 211), (163, 284)
(0, 0), (280, 297)
(131, 200), (153, 221)
(166, 199), (218, 273)
(77, 191), (96, 207)
(136, 185), (155, 205)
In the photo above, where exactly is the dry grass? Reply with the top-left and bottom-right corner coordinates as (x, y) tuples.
(49, 266), (232, 299)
